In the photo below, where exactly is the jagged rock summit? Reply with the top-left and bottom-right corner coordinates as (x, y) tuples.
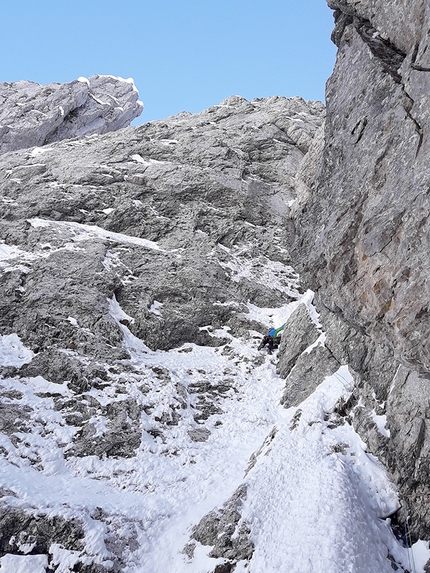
(0, 74), (143, 154)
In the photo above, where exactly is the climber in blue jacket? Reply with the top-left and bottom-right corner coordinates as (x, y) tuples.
(258, 324), (285, 354)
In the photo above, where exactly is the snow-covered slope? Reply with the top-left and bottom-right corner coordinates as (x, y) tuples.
(1, 276), (425, 573)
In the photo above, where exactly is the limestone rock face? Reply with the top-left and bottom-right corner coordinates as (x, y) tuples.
(0, 94), (323, 361)
(289, 0), (430, 540)
(0, 75), (143, 154)
(0, 94), (323, 570)
(292, 0), (430, 378)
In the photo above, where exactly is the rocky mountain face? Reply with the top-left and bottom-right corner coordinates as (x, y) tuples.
(0, 93), (322, 359)
(0, 75), (143, 154)
(289, 0), (430, 543)
(0, 0), (429, 571)
(0, 94), (329, 572)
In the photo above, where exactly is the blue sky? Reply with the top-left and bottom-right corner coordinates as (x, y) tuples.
(1, 1), (336, 123)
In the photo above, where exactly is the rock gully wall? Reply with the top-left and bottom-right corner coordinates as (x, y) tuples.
(289, 0), (430, 541)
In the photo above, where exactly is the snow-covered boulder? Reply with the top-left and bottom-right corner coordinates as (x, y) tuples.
(0, 74), (143, 154)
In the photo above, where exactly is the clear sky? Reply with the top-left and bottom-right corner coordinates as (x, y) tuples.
(1, 0), (337, 124)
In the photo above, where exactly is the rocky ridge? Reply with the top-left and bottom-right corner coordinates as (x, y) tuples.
(0, 74), (143, 154)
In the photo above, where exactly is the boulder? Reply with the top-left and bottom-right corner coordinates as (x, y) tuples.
(280, 345), (340, 407)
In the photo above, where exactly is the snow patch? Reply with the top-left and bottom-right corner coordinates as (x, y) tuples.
(371, 410), (391, 438)
(24, 375), (72, 397)
(244, 290), (318, 334)
(0, 333), (34, 367)
(109, 295), (135, 325)
(410, 540), (430, 573)
(0, 554), (48, 573)
(130, 154), (167, 166)
(30, 147), (47, 157)
(0, 242), (36, 272)
(218, 251), (299, 298)
(28, 218), (164, 252)
(149, 300), (163, 317)
(49, 544), (84, 573)
(237, 366), (406, 573)
(304, 332), (326, 353)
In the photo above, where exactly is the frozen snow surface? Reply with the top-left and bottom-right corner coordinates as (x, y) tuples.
(0, 282), (427, 572)
(0, 333), (34, 367)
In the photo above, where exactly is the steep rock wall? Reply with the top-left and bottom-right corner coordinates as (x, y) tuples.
(290, 0), (430, 540)
(0, 94), (323, 357)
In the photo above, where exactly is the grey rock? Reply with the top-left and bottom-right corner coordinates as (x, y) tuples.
(67, 398), (142, 458)
(0, 402), (32, 446)
(319, 305), (370, 378)
(327, 0), (426, 54)
(0, 506), (123, 572)
(0, 506), (84, 556)
(276, 303), (320, 379)
(291, 0), (430, 378)
(290, 123), (325, 219)
(187, 485), (254, 564)
(384, 366), (430, 539)
(288, 0), (430, 540)
(0, 94), (322, 359)
(280, 344), (340, 407)
(0, 75), (143, 154)
(188, 427), (211, 442)
(19, 350), (94, 393)
(189, 379), (233, 422)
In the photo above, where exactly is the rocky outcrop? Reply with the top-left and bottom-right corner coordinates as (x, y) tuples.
(276, 303), (320, 379)
(289, 0), (430, 541)
(185, 485), (254, 571)
(0, 75), (143, 154)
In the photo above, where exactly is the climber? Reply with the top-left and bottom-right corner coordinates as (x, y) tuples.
(258, 324), (285, 354)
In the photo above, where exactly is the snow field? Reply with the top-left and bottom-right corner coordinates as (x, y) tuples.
(240, 367), (409, 573)
(0, 312), (287, 571)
